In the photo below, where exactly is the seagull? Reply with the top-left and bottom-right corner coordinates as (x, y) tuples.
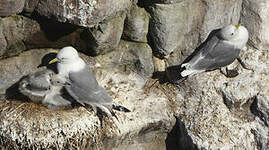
(179, 24), (249, 78)
(19, 70), (71, 109)
(49, 46), (130, 117)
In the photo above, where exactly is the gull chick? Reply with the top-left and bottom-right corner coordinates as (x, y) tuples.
(19, 70), (71, 109)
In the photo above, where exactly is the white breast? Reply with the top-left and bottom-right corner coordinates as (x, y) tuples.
(57, 58), (86, 76)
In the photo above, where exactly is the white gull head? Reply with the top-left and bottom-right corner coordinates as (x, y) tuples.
(219, 24), (249, 49)
(56, 46), (86, 76)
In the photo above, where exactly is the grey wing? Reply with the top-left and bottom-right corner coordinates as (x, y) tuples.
(189, 37), (240, 70)
(65, 66), (112, 105)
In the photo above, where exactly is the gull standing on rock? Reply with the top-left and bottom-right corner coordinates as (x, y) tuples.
(49, 46), (130, 116)
(19, 70), (72, 109)
(179, 24), (249, 78)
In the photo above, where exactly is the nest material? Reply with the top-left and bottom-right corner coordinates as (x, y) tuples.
(0, 100), (118, 149)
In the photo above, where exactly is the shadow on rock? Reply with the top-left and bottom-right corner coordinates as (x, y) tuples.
(5, 77), (28, 101)
(31, 12), (79, 41)
(152, 66), (186, 87)
(152, 71), (169, 84)
(165, 117), (198, 150)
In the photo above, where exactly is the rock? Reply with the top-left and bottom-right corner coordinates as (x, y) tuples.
(152, 56), (166, 72)
(0, 22), (8, 56)
(23, 0), (40, 15)
(165, 117), (198, 150)
(122, 4), (149, 43)
(147, 0), (205, 58)
(97, 40), (154, 78)
(35, 0), (131, 28)
(252, 118), (269, 150)
(147, 3), (183, 57)
(139, 0), (184, 6)
(81, 13), (126, 55)
(0, 15), (27, 58)
(0, 15), (88, 59)
(250, 93), (269, 150)
(120, 40), (154, 77)
(253, 93), (269, 126)
(166, 45), (269, 149)
(241, 0), (269, 51)
(0, 0), (26, 17)
(0, 48), (175, 149)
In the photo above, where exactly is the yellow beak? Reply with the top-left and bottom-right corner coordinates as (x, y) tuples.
(49, 58), (58, 64)
(235, 23), (241, 29)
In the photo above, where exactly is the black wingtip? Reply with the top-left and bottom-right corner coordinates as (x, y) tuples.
(112, 104), (131, 112)
(110, 110), (119, 121)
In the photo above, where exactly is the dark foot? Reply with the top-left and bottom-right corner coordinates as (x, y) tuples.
(226, 69), (239, 78)
(220, 68), (239, 78)
(237, 58), (254, 71)
(96, 112), (105, 128)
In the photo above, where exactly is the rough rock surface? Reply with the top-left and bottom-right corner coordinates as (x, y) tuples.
(23, 0), (40, 15)
(0, 15), (88, 59)
(0, 15), (27, 58)
(147, 3), (185, 57)
(0, 48), (174, 149)
(241, 0), (269, 51)
(0, 0), (269, 149)
(139, 0), (184, 5)
(162, 46), (268, 149)
(0, 0), (26, 17)
(122, 4), (149, 43)
(107, 40), (154, 78)
(81, 13), (126, 56)
(35, 0), (131, 28)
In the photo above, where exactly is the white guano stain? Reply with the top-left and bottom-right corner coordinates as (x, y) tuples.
(62, 0), (97, 26)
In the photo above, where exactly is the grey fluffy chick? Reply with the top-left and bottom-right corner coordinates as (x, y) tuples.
(19, 70), (71, 109)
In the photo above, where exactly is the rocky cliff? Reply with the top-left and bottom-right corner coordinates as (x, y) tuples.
(0, 0), (268, 149)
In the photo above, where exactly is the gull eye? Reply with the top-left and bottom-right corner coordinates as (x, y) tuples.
(231, 33), (234, 36)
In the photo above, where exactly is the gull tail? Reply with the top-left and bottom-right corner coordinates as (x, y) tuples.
(112, 103), (131, 112)
(165, 65), (188, 84)
(179, 63), (192, 77)
(180, 69), (195, 77)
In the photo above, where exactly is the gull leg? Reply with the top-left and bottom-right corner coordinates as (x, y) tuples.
(220, 67), (239, 78)
(237, 58), (254, 72)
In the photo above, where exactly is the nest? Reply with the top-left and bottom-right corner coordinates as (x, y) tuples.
(0, 100), (118, 149)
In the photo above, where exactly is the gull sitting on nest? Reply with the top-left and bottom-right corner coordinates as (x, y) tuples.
(49, 46), (130, 117)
